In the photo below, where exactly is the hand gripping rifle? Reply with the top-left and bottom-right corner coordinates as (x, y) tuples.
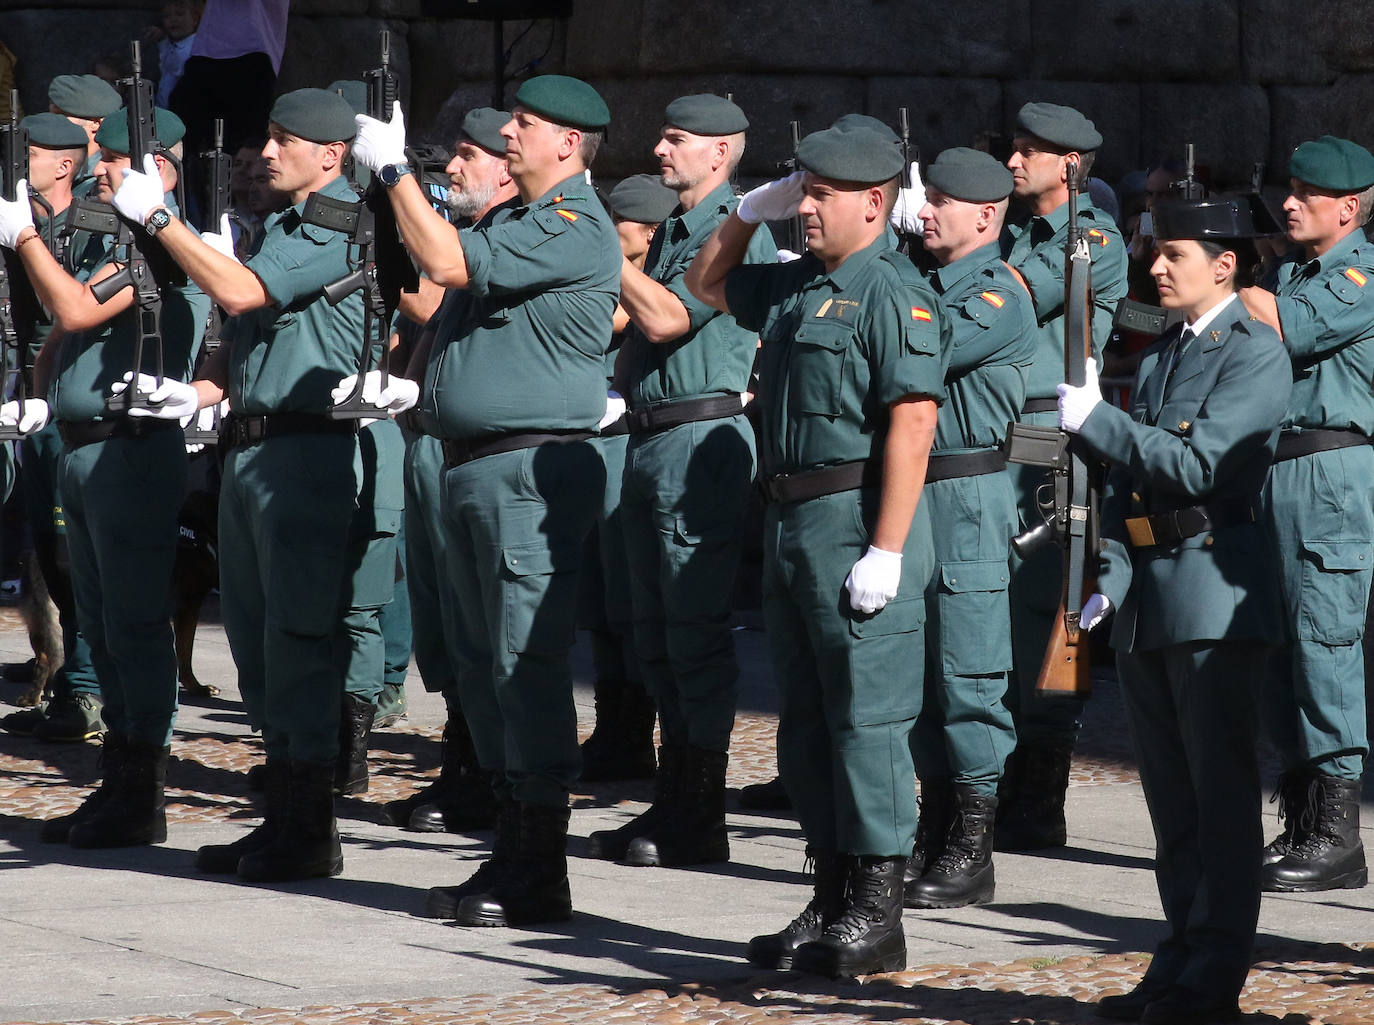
(1003, 157), (1100, 698)
(895, 107), (920, 256)
(303, 29), (419, 420)
(183, 118), (231, 447)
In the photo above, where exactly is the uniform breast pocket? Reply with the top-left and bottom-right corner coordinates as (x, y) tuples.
(790, 319), (855, 417)
(1156, 396), (1204, 435)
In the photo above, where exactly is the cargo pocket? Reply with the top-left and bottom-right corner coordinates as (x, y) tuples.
(847, 594), (925, 726)
(790, 319), (854, 417)
(1297, 539), (1373, 644)
(502, 541), (579, 655)
(271, 542), (349, 636)
(348, 505), (403, 608)
(938, 559), (1013, 675)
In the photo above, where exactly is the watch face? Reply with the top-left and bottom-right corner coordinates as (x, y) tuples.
(382, 163), (410, 186)
(149, 209), (171, 230)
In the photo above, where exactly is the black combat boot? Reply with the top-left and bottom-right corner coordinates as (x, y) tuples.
(423, 794), (517, 918)
(993, 738), (1072, 851)
(905, 784), (997, 908)
(624, 745), (729, 867)
(581, 678), (658, 782)
(196, 758), (288, 872)
(407, 718), (497, 833)
(738, 774), (792, 811)
(68, 737), (169, 849)
(453, 802), (573, 927)
(747, 847), (849, 970)
(237, 759), (343, 882)
(386, 716), (476, 827)
(793, 855), (908, 978)
(1261, 768), (1316, 867)
(334, 692), (376, 796)
(587, 744), (682, 860)
(903, 778), (954, 904)
(579, 675), (624, 780)
(41, 732), (125, 843)
(1262, 773), (1367, 892)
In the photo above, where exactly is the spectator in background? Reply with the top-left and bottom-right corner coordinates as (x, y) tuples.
(146, 1), (205, 108)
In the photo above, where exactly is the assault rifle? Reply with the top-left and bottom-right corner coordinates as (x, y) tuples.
(772, 120), (804, 255)
(895, 107), (920, 256)
(305, 29), (418, 419)
(184, 118), (231, 447)
(1004, 157), (1100, 698)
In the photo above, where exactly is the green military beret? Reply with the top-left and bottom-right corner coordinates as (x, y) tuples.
(1152, 197), (1261, 242)
(48, 74), (121, 119)
(1015, 101), (1102, 152)
(925, 147), (1014, 202)
(458, 107), (511, 156)
(796, 124), (903, 184)
(269, 88), (358, 144)
(94, 107), (186, 154)
(1289, 135), (1374, 193)
(514, 75), (610, 131)
(22, 112), (90, 150)
(607, 173), (679, 224)
(326, 79), (368, 117)
(664, 94), (748, 135)
(830, 113), (900, 147)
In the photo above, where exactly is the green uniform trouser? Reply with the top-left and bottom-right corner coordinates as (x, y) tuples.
(622, 415), (755, 752)
(440, 439), (602, 808)
(579, 431), (639, 687)
(219, 431), (358, 762)
(910, 468), (1018, 796)
(340, 419), (404, 704)
(58, 427), (186, 745)
(1007, 408), (1083, 741)
(765, 486), (932, 856)
(381, 511), (412, 689)
(404, 433), (461, 710)
(1263, 446), (1374, 779)
(21, 423), (98, 698)
(1117, 640), (1264, 1006)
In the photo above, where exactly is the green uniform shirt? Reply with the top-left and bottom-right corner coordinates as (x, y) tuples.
(1272, 228), (1374, 433)
(927, 240), (1035, 452)
(48, 196), (209, 422)
(725, 234), (947, 476)
(1001, 197), (1127, 400)
(428, 172), (620, 439)
(623, 182), (775, 406)
(222, 174), (365, 414)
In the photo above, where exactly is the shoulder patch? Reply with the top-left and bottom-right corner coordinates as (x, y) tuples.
(1345, 267), (1367, 287)
(979, 291), (1006, 309)
(910, 304), (933, 322)
(1086, 228), (1109, 247)
(555, 209), (579, 223)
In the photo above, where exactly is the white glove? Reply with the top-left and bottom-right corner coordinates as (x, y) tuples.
(889, 162), (926, 236)
(1056, 360), (1103, 433)
(0, 398), (49, 435)
(1080, 593), (1113, 632)
(182, 403), (220, 454)
(0, 178), (36, 249)
(110, 372), (200, 419)
(599, 391), (627, 430)
(737, 170), (806, 225)
(111, 154), (166, 226)
(201, 212), (239, 262)
(845, 545), (903, 614)
(352, 102), (408, 174)
(331, 370), (418, 415)
(775, 248), (803, 263)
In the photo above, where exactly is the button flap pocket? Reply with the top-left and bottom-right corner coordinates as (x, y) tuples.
(1301, 539), (1371, 572)
(939, 559), (1011, 593)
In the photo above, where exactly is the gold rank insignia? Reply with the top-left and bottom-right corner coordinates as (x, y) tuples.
(1179, 420), (1191, 431)
(555, 209), (579, 223)
(1345, 267), (1367, 287)
(1210, 330), (1220, 341)
(979, 291), (1005, 308)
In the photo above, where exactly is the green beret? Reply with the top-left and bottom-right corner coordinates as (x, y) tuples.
(94, 107), (186, 155)
(48, 74), (121, 119)
(926, 147), (1014, 202)
(608, 173), (679, 224)
(1289, 135), (1374, 193)
(326, 80), (368, 117)
(830, 113), (900, 147)
(664, 94), (748, 135)
(458, 107), (511, 156)
(269, 88), (358, 144)
(514, 75), (610, 131)
(1015, 101), (1102, 152)
(22, 113), (90, 150)
(796, 124), (903, 184)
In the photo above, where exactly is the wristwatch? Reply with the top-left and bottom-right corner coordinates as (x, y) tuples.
(145, 207), (172, 236)
(379, 162), (413, 187)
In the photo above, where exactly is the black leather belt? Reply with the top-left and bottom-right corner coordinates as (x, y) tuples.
(397, 409), (426, 436)
(441, 429), (593, 469)
(221, 412), (359, 452)
(1273, 428), (1371, 463)
(1021, 398), (1058, 415)
(925, 448), (1007, 484)
(57, 417), (180, 448)
(626, 394), (743, 435)
(599, 414), (630, 437)
(760, 459), (881, 505)
(1125, 499), (1256, 549)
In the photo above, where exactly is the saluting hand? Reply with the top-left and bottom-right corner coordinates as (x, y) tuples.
(1056, 359), (1103, 433)
(845, 545), (903, 614)
(111, 154), (166, 226)
(352, 102), (408, 174)
(737, 171), (806, 225)
(0, 179), (36, 249)
(889, 161), (926, 236)
(0, 398), (49, 435)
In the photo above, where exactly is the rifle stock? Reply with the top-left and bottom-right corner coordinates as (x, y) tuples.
(1036, 599), (1093, 697)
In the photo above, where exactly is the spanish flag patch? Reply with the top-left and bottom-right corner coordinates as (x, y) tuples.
(1087, 229), (1108, 246)
(555, 209), (579, 223)
(911, 306), (932, 322)
(980, 291), (1005, 309)
(1345, 267), (1367, 287)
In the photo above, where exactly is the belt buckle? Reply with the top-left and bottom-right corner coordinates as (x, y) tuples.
(1125, 516), (1156, 548)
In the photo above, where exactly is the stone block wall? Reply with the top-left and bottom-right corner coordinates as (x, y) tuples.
(3, 0), (1371, 191)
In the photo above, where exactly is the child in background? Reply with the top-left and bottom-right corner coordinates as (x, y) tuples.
(147, 0), (204, 107)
